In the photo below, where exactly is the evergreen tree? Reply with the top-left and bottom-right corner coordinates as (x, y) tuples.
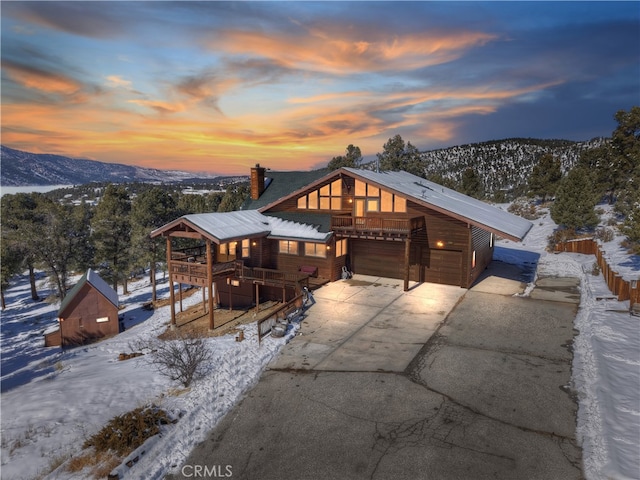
(91, 184), (132, 293)
(528, 153), (562, 202)
(460, 168), (484, 199)
(550, 168), (599, 230)
(0, 193), (45, 301)
(376, 134), (425, 178)
(32, 199), (93, 300)
(1, 241), (22, 309)
(328, 144), (362, 170)
(218, 184), (249, 212)
(611, 106), (640, 250)
(131, 187), (178, 301)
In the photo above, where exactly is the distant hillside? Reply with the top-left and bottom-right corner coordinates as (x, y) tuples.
(417, 137), (608, 197)
(0, 146), (215, 186)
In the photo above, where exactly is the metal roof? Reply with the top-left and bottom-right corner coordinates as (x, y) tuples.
(168, 210), (330, 243)
(342, 168), (533, 241)
(58, 268), (118, 316)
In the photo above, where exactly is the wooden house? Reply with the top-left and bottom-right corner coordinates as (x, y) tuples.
(44, 269), (120, 347)
(151, 165), (532, 330)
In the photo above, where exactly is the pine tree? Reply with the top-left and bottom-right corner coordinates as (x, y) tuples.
(550, 168), (599, 230)
(91, 184), (132, 293)
(528, 153), (562, 202)
(460, 168), (484, 199)
(131, 188), (178, 301)
(377, 134), (425, 177)
(328, 144), (362, 170)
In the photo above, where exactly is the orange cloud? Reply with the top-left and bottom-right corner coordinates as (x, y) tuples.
(209, 27), (497, 74)
(3, 61), (82, 95)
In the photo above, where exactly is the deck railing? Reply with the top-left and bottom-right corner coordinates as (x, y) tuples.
(331, 215), (425, 235)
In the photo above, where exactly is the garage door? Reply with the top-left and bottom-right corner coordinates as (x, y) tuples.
(350, 239), (404, 279)
(423, 249), (462, 286)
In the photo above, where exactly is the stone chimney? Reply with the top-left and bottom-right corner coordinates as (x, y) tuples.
(250, 163), (266, 200)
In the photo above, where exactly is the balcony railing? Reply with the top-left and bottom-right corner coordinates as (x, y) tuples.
(331, 216), (425, 236)
(168, 259), (308, 289)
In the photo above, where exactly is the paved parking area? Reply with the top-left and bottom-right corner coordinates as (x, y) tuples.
(270, 275), (466, 372)
(169, 271), (582, 480)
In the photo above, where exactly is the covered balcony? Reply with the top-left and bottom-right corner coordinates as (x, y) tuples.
(330, 215), (425, 239)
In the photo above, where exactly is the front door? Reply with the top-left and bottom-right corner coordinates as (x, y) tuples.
(354, 199), (365, 227)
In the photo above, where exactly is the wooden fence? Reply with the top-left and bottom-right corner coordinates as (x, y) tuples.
(257, 293), (304, 344)
(555, 239), (639, 309)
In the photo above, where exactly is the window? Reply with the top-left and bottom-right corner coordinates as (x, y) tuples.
(241, 239), (250, 258)
(335, 239), (348, 257)
(305, 242), (327, 258)
(279, 240), (298, 255)
(308, 190), (318, 209)
(367, 198), (379, 212)
(394, 196), (406, 213)
(219, 243), (228, 255)
(297, 196), (307, 209)
(381, 190), (393, 212)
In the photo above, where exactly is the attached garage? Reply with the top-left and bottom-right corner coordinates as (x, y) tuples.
(422, 249), (462, 286)
(350, 239), (405, 279)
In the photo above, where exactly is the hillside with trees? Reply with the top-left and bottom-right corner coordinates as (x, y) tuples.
(2, 107), (638, 305)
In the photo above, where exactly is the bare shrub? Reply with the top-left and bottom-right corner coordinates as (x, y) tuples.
(594, 227), (615, 243)
(546, 228), (577, 251)
(508, 198), (541, 220)
(133, 331), (212, 387)
(82, 405), (170, 456)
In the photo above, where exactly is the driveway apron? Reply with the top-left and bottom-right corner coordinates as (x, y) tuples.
(168, 273), (583, 480)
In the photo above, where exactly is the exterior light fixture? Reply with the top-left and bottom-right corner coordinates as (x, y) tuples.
(326, 245), (331, 250)
(436, 241), (444, 248)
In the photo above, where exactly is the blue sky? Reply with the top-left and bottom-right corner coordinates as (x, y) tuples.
(1, 1), (638, 174)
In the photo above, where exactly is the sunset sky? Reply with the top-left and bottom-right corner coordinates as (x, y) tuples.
(1, 1), (639, 175)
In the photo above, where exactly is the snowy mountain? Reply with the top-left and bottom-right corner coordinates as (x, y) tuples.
(417, 137), (608, 195)
(0, 146), (215, 186)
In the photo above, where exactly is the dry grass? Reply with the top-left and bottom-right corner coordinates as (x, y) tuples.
(158, 300), (281, 340)
(66, 449), (120, 478)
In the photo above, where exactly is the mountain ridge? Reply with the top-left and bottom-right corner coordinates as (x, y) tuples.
(2, 137), (607, 192)
(0, 146), (217, 186)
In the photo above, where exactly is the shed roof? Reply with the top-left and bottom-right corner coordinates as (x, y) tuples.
(58, 268), (118, 317)
(151, 210), (331, 243)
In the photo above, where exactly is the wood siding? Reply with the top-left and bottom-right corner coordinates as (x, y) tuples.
(59, 285), (119, 346)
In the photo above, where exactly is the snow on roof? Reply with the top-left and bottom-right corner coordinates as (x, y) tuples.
(59, 268), (118, 316)
(183, 210), (329, 242)
(343, 168), (533, 241)
(86, 268), (119, 308)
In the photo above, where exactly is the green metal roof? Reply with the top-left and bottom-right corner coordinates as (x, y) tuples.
(242, 169), (330, 210)
(58, 268), (119, 317)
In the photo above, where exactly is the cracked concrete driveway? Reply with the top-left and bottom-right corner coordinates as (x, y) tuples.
(168, 272), (582, 480)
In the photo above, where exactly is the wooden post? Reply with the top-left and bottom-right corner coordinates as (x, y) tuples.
(207, 240), (215, 330)
(255, 283), (260, 312)
(167, 236), (176, 329)
(179, 283), (183, 312)
(404, 238), (411, 291)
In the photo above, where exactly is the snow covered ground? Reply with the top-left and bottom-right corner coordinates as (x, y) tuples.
(1, 205), (638, 480)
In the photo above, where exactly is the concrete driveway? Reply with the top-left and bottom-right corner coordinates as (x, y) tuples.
(169, 270), (582, 480)
(271, 275), (466, 372)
